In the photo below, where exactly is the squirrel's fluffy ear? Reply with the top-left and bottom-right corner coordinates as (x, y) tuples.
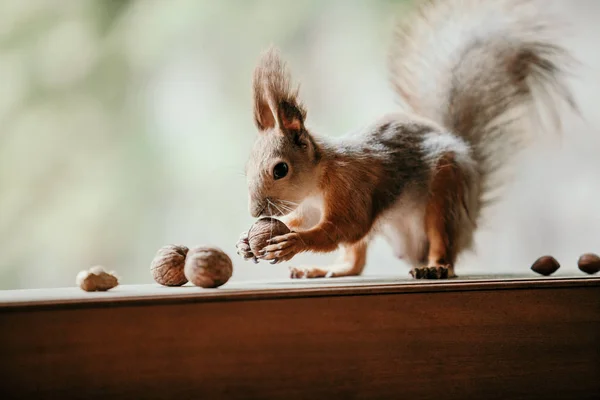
(252, 47), (307, 134)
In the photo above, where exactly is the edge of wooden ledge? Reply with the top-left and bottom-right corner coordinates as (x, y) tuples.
(1, 274), (599, 311)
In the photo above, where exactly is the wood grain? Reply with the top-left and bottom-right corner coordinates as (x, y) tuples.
(1, 277), (599, 399)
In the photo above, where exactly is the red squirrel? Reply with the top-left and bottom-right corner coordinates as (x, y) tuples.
(236, 0), (576, 279)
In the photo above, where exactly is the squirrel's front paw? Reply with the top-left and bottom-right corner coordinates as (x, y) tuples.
(258, 232), (305, 264)
(236, 231), (257, 263)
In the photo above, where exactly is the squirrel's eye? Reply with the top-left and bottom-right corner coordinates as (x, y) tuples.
(273, 162), (289, 180)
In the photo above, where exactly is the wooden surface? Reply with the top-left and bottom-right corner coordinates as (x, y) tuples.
(1, 275), (599, 399)
(1, 273), (598, 309)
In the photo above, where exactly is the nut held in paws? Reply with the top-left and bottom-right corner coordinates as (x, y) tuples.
(151, 245), (189, 286)
(184, 246), (233, 288)
(248, 217), (291, 255)
(77, 266), (119, 292)
(577, 253), (600, 275)
(530, 255), (560, 276)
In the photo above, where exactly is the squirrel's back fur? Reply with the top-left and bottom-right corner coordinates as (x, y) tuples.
(390, 0), (576, 206)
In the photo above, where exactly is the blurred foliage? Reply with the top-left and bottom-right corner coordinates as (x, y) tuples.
(93, 0), (133, 34)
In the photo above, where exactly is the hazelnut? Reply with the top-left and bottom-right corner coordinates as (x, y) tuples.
(184, 246), (233, 288)
(247, 217), (291, 255)
(577, 253), (600, 275)
(530, 255), (560, 276)
(76, 266), (119, 292)
(150, 245), (189, 286)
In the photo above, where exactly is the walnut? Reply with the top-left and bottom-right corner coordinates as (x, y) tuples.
(76, 266), (119, 292)
(530, 255), (560, 276)
(577, 253), (600, 275)
(247, 217), (291, 255)
(184, 246), (232, 288)
(150, 245), (189, 286)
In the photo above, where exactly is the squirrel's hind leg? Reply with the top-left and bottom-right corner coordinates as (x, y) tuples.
(289, 239), (368, 279)
(410, 152), (466, 280)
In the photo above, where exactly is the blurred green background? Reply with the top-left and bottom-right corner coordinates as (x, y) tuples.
(1, 0), (599, 290)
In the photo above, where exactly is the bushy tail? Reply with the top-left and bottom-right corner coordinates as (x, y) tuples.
(390, 0), (577, 205)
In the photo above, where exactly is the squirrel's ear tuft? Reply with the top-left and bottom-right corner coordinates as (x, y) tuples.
(253, 60), (276, 131)
(252, 46), (306, 134)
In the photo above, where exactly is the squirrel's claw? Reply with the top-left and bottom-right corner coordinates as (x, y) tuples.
(410, 264), (453, 279)
(261, 232), (304, 262)
(236, 231), (256, 262)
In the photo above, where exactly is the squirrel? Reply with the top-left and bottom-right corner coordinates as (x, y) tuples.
(236, 0), (577, 280)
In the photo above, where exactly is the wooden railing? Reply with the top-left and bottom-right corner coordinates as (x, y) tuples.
(1, 275), (599, 399)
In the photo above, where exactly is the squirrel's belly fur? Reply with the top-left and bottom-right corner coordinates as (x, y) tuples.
(376, 191), (428, 265)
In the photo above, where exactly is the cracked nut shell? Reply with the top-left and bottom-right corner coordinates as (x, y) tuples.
(151, 245), (189, 286)
(184, 246), (233, 288)
(77, 266), (119, 292)
(248, 217), (291, 255)
(531, 255), (560, 276)
(577, 253), (600, 275)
